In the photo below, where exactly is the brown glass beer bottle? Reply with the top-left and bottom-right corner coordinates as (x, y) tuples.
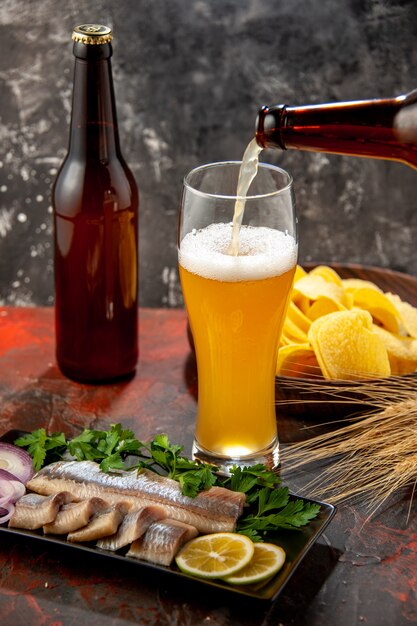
(52, 25), (139, 383)
(256, 89), (417, 169)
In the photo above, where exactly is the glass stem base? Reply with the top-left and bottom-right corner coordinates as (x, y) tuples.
(192, 437), (280, 476)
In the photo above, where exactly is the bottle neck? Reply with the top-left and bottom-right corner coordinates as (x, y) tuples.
(69, 48), (120, 160)
(256, 91), (417, 167)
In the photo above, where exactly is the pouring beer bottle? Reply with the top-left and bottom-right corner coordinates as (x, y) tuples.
(52, 24), (139, 383)
(256, 89), (417, 169)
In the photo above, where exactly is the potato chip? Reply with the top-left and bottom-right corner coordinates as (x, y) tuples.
(351, 288), (401, 334)
(306, 313), (337, 379)
(385, 292), (417, 338)
(384, 354), (417, 376)
(344, 292), (354, 309)
(294, 264), (307, 282)
(372, 324), (417, 363)
(341, 278), (382, 293)
(280, 316), (309, 345)
(307, 295), (346, 322)
(293, 275), (348, 312)
(309, 265), (343, 286)
(308, 310), (391, 380)
(286, 301), (311, 333)
(277, 343), (320, 378)
(293, 275), (343, 301)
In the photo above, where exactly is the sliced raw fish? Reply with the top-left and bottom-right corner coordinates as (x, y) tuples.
(97, 505), (167, 551)
(27, 462), (246, 534)
(67, 503), (126, 543)
(43, 497), (108, 535)
(9, 492), (71, 530)
(126, 519), (198, 566)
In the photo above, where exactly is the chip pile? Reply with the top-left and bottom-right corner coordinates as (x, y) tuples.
(277, 265), (417, 380)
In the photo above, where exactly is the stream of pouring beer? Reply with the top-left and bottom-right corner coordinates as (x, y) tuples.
(228, 138), (263, 256)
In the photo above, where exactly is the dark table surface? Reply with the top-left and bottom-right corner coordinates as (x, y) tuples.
(0, 304), (416, 626)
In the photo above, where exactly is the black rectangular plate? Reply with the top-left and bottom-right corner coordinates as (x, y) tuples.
(0, 430), (336, 601)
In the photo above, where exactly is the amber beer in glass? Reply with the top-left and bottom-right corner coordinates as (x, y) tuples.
(178, 162), (297, 473)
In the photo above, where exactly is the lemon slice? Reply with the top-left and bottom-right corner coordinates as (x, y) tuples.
(223, 543), (286, 585)
(175, 532), (254, 579)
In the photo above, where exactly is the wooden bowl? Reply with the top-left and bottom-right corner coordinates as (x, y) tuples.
(275, 263), (417, 419)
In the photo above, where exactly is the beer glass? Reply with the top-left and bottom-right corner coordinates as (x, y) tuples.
(178, 161), (297, 473)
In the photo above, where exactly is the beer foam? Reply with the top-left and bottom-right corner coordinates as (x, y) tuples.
(179, 223), (297, 281)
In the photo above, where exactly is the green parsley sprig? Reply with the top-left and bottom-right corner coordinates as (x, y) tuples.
(14, 429), (67, 471)
(14, 424), (320, 539)
(235, 485), (321, 541)
(131, 434), (218, 497)
(14, 425), (218, 498)
(221, 464), (321, 541)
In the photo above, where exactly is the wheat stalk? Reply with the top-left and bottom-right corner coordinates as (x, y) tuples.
(279, 376), (417, 517)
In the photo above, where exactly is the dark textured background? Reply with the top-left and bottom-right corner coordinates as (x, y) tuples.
(1, 0), (417, 308)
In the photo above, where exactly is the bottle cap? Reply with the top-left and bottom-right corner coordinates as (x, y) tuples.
(72, 24), (113, 45)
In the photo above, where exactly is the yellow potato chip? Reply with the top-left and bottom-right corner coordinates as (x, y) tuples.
(307, 295), (346, 321)
(280, 316), (309, 345)
(293, 295), (310, 315)
(308, 310), (391, 380)
(307, 314), (336, 379)
(293, 275), (348, 308)
(277, 343), (320, 378)
(385, 292), (417, 339)
(286, 301), (311, 333)
(294, 265), (307, 283)
(344, 292), (354, 309)
(372, 324), (417, 364)
(386, 354), (417, 376)
(352, 288), (400, 334)
(309, 265), (343, 286)
(341, 278), (382, 293)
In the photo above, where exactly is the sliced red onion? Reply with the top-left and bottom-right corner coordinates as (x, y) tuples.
(0, 468), (22, 482)
(0, 475), (25, 502)
(0, 443), (34, 484)
(0, 480), (15, 507)
(0, 501), (15, 524)
(0, 457), (28, 525)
